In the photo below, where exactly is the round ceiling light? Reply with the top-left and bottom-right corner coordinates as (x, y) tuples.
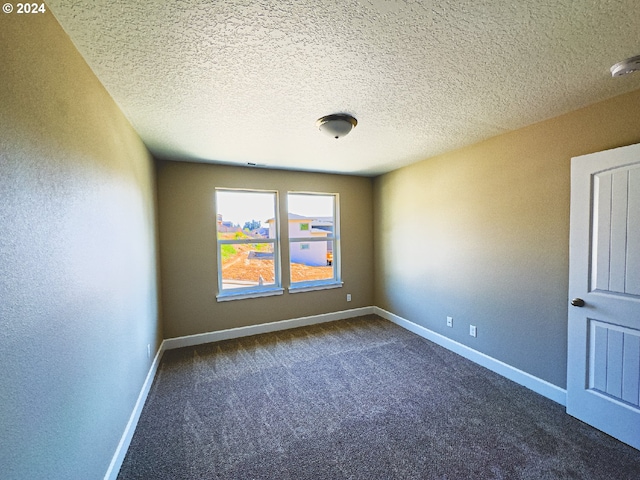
(316, 113), (358, 139)
(610, 54), (640, 77)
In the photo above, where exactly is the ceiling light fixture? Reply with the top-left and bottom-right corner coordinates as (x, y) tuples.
(316, 113), (358, 139)
(610, 55), (640, 77)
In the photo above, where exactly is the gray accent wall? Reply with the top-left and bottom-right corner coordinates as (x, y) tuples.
(373, 89), (640, 388)
(0, 12), (161, 479)
(156, 160), (374, 339)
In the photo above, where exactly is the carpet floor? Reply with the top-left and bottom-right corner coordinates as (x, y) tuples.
(117, 314), (640, 479)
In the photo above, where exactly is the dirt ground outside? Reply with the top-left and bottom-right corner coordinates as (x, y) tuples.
(221, 243), (333, 285)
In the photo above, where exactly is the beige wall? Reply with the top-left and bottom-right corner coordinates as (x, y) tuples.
(0, 11), (160, 479)
(157, 161), (374, 338)
(373, 89), (640, 388)
(3, 8), (639, 477)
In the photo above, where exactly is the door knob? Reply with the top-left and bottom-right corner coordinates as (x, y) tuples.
(571, 298), (585, 307)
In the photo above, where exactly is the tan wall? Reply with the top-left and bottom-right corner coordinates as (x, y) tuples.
(0, 11), (160, 479)
(157, 161), (374, 338)
(373, 88), (640, 388)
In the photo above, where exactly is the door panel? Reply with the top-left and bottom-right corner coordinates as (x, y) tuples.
(628, 169), (640, 294)
(588, 320), (640, 406)
(591, 166), (640, 295)
(568, 143), (640, 450)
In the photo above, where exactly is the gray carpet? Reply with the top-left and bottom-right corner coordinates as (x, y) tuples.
(117, 315), (640, 479)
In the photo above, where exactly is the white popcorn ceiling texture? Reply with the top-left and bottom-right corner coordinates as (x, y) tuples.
(47, 0), (640, 175)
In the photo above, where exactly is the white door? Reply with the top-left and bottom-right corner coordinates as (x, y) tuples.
(567, 142), (640, 450)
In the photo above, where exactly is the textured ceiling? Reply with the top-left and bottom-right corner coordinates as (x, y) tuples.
(47, 0), (640, 176)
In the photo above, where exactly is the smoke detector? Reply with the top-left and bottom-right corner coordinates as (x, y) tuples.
(610, 55), (640, 77)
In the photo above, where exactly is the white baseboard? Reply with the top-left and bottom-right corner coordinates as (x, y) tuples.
(106, 304), (567, 478)
(163, 306), (375, 350)
(104, 306), (374, 478)
(374, 307), (567, 406)
(104, 342), (166, 480)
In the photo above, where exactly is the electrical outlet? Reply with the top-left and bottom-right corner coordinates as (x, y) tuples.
(469, 325), (477, 337)
(446, 316), (453, 327)
(347, 294), (352, 302)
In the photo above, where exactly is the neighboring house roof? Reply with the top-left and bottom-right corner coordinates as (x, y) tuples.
(312, 221), (332, 228)
(288, 213), (312, 221)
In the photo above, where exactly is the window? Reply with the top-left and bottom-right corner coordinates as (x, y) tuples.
(215, 189), (282, 300)
(288, 192), (341, 291)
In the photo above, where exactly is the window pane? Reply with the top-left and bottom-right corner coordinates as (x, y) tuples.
(216, 189), (279, 295)
(216, 190), (276, 239)
(287, 194), (334, 238)
(290, 240), (335, 283)
(287, 193), (338, 285)
(220, 242), (276, 290)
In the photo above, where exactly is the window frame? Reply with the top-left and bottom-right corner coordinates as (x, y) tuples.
(215, 188), (283, 301)
(287, 191), (342, 293)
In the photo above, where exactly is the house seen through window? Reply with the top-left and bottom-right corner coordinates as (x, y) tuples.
(287, 193), (340, 288)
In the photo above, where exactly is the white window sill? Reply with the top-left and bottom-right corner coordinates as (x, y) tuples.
(288, 282), (343, 294)
(216, 288), (284, 302)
